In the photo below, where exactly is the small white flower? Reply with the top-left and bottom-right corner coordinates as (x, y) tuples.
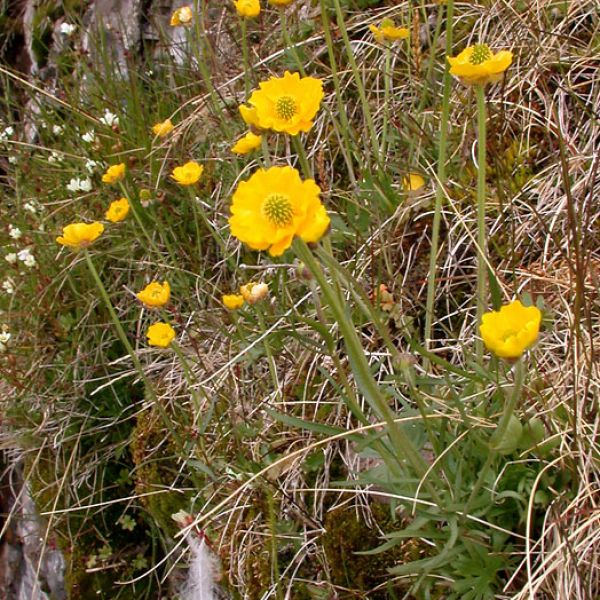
(48, 151), (64, 163)
(66, 178), (80, 192)
(0, 125), (15, 141)
(79, 178), (93, 192)
(99, 110), (119, 127)
(8, 225), (22, 240)
(52, 124), (65, 135)
(8, 156), (17, 164)
(82, 130), (96, 143)
(59, 23), (77, 36)
(85, 159), (98, 172)
(5, 253), (17, 264)
(23, 202), (38, 214)
(17, 249), (36, 267)
(2, 279), (15, 294)
(0, 326), (10, 353)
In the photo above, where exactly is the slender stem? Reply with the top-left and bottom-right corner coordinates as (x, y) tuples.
(423, 0), (454, 368)
(475, 84), (488, 360)
(241, 19), (250, 97)
(293, 239), (442, 502)
(330, 0), (380, 165)
(464, 359), (525, 514)
(291, 135), (311, 178)
(261, 135), (271, 167)
(381, 45), (392, 158)
(280, 8), (305, 76)
(255, 306), (280, 398)
(84, 251), (184, 449)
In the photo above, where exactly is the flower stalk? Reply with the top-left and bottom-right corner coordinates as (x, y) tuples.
(423, 0), (454, 368)
(293, 239), (440, 501)
(475, 84), (487, 360)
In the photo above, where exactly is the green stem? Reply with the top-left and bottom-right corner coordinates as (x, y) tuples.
(293, 239), (441, 502)
(281, 8), (306, 76)
(475, 84), (488, 360)
(261, 135), (272, 167)
(84, 251), (184, 450)
(381, 45), (392, 157)
(241, 19), (250, 97)
(423, 0), (454, 369)
(330, 0), (380, 165)
(464, 359), (525, 514)
(291, 135), (311, 178)
(256, 306), (280, 398)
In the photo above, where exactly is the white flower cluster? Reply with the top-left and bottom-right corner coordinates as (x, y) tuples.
(99, 110), (119, 127)
(81, 130), (96, 143)
(5, 247), (36, 268)
(85, 159), (98, 172)
(48, 151), (64, 163)
(52, 124), (65, 136)
(8, 225), (21, 240)
(66, 177), (93, 193)
(0, 125), (14, 142)
(24, 200), (42, 214)
(59, 23), (77, 36)
(2, 279), (15, 295)
(0, 325), (11, 353)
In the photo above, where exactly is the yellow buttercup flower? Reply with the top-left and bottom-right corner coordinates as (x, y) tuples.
(171, 161), (203, 185)
(147, 322), (176, 348)
(222, 294), (245, 310)
(105, 198), (130, 223)
(102, 163), (126, 184)
(447, 44), (513, 86)
(244, 71), (324, 136)
(56, 222), (104, 249)
(136, 281), (171, 308)
(170, 5), (193, 26)
(152, 119), (174, 138)
(234, 0), (260, 18)
(268, 0), (294, 5)
(240, 282), (269, 305)
(402, 173), (425, 192)
(479, 300), (541, 359)
(232, 132), (262, 155)
(369, 19), (409, 44)
(239, 104), (260, 128)
(229, 165), (330, 257)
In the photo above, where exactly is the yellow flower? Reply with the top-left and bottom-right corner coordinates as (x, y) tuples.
(171, 161), (203, 185)
(244, 71), (324, 136)
(402, 173), (425, 192)
(239, 104), (260, 128)
(222, 294), (245, 310)
(369, 19), (410, 44)
(240, 282), (269, 305)
(447, 44), (513, 86)
(232, 132), (262, 155)
(147, 322), (176, 348)
(56, 222), (105, 249)
(479, 300), (542, 359)
(152, 119), (174, 138)
(268, 0), (294, 5)
(105, 198), (130, 223)
(170, 5), (193, 26)
(102, 163), (126, 184)
(229, 165), (330, 256)
(234, 0), (260, 18)
(136, 281), (171, 308)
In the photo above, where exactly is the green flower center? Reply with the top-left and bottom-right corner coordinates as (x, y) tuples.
(264, 194), (293, 227)
(275, 95), (298, 121)
(469, 44), (492, 65)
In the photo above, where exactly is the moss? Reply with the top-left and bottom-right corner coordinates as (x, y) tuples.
(322, 503), (414, 598)
(130, 395), (194, 539)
